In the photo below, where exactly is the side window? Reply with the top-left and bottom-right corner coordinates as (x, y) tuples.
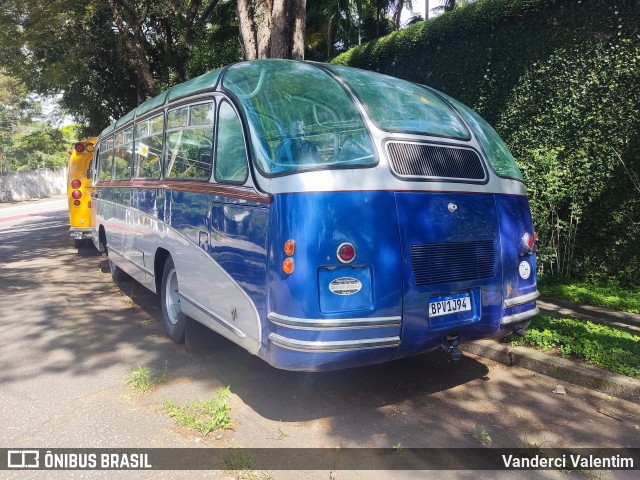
(165, 102), (214, 179)
(114, 127), (133, 180)
(215, 101), (248, 183)
(98, 137), (113, 181)
(133, 114), (163, 179)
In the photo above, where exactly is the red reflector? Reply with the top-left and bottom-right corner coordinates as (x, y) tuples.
(72, 190), (82, 199)
(71, 179), (81, 189)
(73, 199), (81, 207)
(88, 200), (91, 209)
(337, 242), (356, 263)
(74, 142), (85, 153)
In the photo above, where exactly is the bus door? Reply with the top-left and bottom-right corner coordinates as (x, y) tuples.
(206, 100), (267, 353)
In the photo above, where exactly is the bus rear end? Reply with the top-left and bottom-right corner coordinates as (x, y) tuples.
(222, 60), (538, 371)
(67, 138), (96, 247)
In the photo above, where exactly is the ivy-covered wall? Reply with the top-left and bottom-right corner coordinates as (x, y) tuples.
(333, 0), (640, 285)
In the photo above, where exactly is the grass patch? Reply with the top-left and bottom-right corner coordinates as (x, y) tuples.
(538, 275), (640, 314)
(127, 363), (168, 393)
(224, 451), (274, 480)
(504, 315), (640, 378)
(165, 386), (232, 434)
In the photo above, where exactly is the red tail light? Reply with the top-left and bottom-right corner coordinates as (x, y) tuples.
(73, 199), (81, 207)
(74, 143), (85, 153)
(337, 242), (356, 263)
(71, 179), (81, 189)
(522, 233), (535, 253)
(72, 190), (82, 199)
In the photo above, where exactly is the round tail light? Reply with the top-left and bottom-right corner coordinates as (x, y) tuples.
(74, 143), (85, 153)
(522, 233), (535, 253)
(71, 179), (81, 189)
(73, 199), (81, 207)
(337, 242), (356, 263)
(72, 190), (82, 199)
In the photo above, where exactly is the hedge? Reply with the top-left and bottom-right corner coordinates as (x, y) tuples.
(333, 0), (640, 286)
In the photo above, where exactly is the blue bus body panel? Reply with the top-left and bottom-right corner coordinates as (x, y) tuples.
(261, 190), (536, 370)
(263, 191), (403, 370)
(394, 192), (503, 358)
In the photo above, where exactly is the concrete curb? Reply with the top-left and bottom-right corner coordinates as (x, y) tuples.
(462, 339), (640, 403)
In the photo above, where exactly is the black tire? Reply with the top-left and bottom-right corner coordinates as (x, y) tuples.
(160, 257), (186, 343)
(74, 238), (90, 249)
(109, 258), (125, 282)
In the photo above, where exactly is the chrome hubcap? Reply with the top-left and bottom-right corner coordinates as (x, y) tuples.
(165, 268), (180, 325)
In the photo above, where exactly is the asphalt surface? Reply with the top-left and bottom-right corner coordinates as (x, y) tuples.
(0, 196), (639, 480)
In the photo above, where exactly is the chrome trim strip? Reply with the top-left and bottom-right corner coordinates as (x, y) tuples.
(268, 312), (402, 331)
(179, 292), (246, 338)
(108, 245), (154, 276)
(501, 307), (539, 326)
(268, 333), (400, 353)
(504, 290), (540, 308)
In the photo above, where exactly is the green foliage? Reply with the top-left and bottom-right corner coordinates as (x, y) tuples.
(127, 363), (169, 394)
(0, 0), (241, 135)
(333, 0), (640, 285)
(165, 386), (232, 434)
(504, 315), (640, 378)
(538, 276), (640, 314)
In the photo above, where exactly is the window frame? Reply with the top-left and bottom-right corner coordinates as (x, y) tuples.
(163, 100), (216, 181)
(214, 99), (250, 185)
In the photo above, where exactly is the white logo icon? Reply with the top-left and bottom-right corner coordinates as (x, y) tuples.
(8, 450), (39, 468)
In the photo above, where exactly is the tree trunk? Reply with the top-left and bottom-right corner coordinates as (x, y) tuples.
(236, 0), (306, 60)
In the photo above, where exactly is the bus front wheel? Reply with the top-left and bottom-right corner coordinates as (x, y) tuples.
(160, 257), (186, 343)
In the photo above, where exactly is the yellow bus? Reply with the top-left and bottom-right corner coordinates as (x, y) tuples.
(67, 138), (97, 248)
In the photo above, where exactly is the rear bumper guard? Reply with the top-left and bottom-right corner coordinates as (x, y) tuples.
(268, 333), (400, 353)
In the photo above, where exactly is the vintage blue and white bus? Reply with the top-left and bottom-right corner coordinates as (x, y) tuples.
(90, 59), (539, 371)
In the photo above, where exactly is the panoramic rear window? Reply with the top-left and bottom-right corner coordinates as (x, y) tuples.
(327, 65), (470, 139)
(222, 60), (376, 176)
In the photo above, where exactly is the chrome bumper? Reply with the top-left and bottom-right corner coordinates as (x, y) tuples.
(268, 333), (401, 353)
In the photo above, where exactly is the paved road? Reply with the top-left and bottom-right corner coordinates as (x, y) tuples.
(0, 199), (638, 479)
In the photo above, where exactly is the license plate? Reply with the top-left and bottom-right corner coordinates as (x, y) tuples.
(429, 292), (471, 318)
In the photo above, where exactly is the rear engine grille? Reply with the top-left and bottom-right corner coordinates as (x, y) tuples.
(387, 142), (486, 181)
(411, 240), (495, 286)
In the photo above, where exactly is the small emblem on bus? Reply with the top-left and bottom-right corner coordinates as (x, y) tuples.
(518, 261), (531, 280)
(329, 277), (362, 296)
(448, 203), (457, 212)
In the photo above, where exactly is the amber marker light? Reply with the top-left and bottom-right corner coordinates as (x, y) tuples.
(284, 239), (295, 256)
(282, 257), (294, 275)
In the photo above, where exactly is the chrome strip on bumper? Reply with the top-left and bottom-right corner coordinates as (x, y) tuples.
(504, 290), (540, 308)
(268, 333), (400, 353)
(268, 312), (402, 330)
(501, 307), (539, 326)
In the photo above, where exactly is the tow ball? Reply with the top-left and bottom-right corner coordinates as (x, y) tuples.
(441, 335), (462, 361)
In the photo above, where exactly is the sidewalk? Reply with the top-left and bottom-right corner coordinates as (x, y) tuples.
(463, 296), (640, 402)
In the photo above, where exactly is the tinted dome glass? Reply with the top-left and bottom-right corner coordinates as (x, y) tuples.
(327, 65), (470, 139)
(223, 60), (376, 175)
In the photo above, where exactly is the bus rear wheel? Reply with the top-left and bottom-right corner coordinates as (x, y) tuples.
(160, 257), (186, 343)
